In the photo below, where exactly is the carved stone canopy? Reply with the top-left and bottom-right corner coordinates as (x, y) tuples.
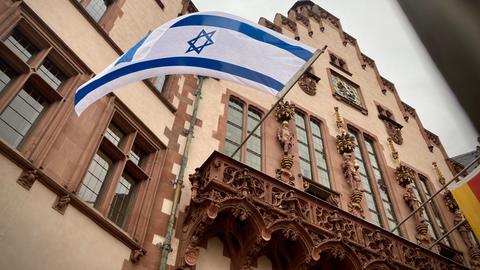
(443, 190), (459, 213)
(394, 165), (416, 187)
(335, 132), (356, 154)
(274, 101), (295, 123)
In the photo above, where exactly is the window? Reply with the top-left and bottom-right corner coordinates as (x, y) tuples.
(295, 111), (331, 188)
(349, 129), (399, 232)
(75, 0), (125, 32)
(0, 21), (76, 150)
(4, 29), (39, 62)
(224, 97), (263, 171)
(332, 73), (361, 106)
(329, 70), (367, 114)
(78, 0), (110, 22)
(417, 175), (451, 246)
(0, 87), (48, 147)
(349, 130), (382, 226)
(78, 112), (155, 230)
(365, 138), (399, 234)
(152, 75), (168, 94)
(0, 59), (17, 93)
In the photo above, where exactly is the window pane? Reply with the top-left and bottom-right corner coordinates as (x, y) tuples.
(38, 58), (67, 91)
(224, 140), (240, 161)
(129, 144), (144, 166)
(226, 123), (242, 143)
(300, 159), (312, 179)
(78, 151), (112, 206)
(246, 151), (261, 171)
(0, 59), (16, 93)
(227, 108), (243, 126)
(153, 75), (167, 93)
(246, 135), (261, 154)
(0, 88), (47, 147)
(108, 173), (137, 228)
(4, 29), (38, 62)
(317, 168), (330, 188)
(298, 143), (310, 160)
(85, 0), (108, 22)
(104, 123), (124, 146)
(310, 121), (322, 136)
(295, 112), (305, 128)
(296, 128), (308, 143)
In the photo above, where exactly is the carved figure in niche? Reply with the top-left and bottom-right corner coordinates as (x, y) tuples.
(341, 153), (361, 189)
(454, 210), (474, 248)
(277, 121), (294, 155)
(403, 184), (425, 224)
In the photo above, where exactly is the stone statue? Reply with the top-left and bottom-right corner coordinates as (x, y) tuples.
(403, 184), (425, 224)
(277, 121), (294, 155)
(341, 153), (361, 189)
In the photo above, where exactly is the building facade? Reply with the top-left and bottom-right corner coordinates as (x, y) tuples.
(0, 0), (478, 270)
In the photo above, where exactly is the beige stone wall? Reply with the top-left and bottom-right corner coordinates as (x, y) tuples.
(110, 0), (183, 50)
(0, 155), (130, 270)
(196, 237), (231, 270)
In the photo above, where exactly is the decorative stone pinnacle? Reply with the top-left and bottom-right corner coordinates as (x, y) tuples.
(432, 162), (446, 185)
(336, 132), (356, 154)
(334, 106), (344, 131)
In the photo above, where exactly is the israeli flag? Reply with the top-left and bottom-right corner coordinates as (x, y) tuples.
(74, 12), (316, 115)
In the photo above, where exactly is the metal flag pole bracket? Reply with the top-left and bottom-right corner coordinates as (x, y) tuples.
(230, 45), (328, 159)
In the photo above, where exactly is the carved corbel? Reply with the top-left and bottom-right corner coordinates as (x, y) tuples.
(130, 248), (146, 263)
(17, 169), (38, 190)
(52, 194), (71, 215)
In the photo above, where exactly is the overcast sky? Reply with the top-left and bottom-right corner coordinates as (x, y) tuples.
(192, 0), (478, 157)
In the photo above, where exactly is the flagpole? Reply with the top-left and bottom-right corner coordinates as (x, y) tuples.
(391, 156), (480, 233)
(230, 45), (327, 159)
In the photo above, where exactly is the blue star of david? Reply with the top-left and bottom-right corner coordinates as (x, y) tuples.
(186, 29), (216, 54)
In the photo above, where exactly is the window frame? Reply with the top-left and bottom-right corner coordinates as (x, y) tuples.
(327, 69), (368, 115)
(75, 0), (125, 33)
(293, 108), (334, 191)
(222, 95), (265, 171)
(76, 107), (158, 233)
(328, 51), (352, 76)
(414, 174), (452, 246)
(0, 4), (91, 160)
(347, 125), (401, 233)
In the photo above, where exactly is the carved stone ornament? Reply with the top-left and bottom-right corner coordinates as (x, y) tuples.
(274, 101), (295, 123)
(361, 53), (375, 69)
(443, 190), (459, 213)
(336, 132), (356, 154)
(348, 188), (365, 218)
(387, 137), (399, 161)
(394, 165), (415, 187)
(298, 73), (319, 96)
(277, 121), (294, 155)
(17, 169), (38, 190)
(384, 121), (403, 145)
(470, 246), (480, 269)
(415, 221), (431, 247)
(130, 248), (146, 263)
(52, 194), (71, 215)
(184, 246), (200, 266)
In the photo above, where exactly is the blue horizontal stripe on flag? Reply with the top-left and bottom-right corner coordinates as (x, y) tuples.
(171, 14), (313, 62)
(75, 57), (283, 105)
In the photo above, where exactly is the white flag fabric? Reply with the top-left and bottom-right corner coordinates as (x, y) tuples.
(74, 11), (316, 115)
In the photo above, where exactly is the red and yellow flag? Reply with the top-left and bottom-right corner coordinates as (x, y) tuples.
(451, 166), (480, 239)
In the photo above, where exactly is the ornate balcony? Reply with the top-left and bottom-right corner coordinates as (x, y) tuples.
(175, 151), (468, 270)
